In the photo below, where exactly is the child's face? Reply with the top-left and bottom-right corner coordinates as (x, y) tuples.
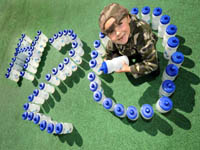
(104, 15), (131, 45)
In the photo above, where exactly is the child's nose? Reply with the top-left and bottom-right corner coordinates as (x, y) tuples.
(116, 31), (120, 36)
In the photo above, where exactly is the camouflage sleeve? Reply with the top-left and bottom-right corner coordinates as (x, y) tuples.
(130, 20), (159, 78)
(105, 40), (121, 60)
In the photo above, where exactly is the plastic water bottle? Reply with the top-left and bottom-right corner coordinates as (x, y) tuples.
(141, 6), (151, 24)
(47, 121), (58, 134)
(93, 40), (106, 56)
(90, 50), (103, 64)
(58, 62), (72, 77)
(67, 29), (74, 43)
(21, 34), (32, 44)
(52, 67), (66, 81)
(140, 104), (154, 120)
(15, 51), (28, 62)
(162, 24), (177, 47)
(58, 31), (65, 47)
(28, 94), (45, 105)
(22, 112), (28, 120)
(162, 64), (179, 81)
(29, 48), (42, 59)
(126, 106), (139, 121)
(114, 104), (126, 118)
(156, 96), (173, 113)
(23, 103), (40, 112)
(71, 33), (83, 47)
(152, 7), (162, 30)
(39, 82), (55, 94)
(130, 7), (139, 18)
(45, 74), (60, 86)
(63, 57), (77, 72)
(72, 41), (84, 56)
(33, 89), (49, 100)
(100, 56), (129, 74)
(89, 81), (103, 93)
(103, 98), (115, 111)
(40, 120), (48, 131)
(55, 122), (73, 134)
(164, 36), (179, 60)
(63, 29), (71, 44)
(159, 80), (176, 97)
(89, 59), (102, 75)
(93, 90), (105, 104)
(20, 71), (34, 81)
(158, 15), (170, 38)
(99, 32), (110, 48)
(25, 57), (39, 68)
(69, 49), (82, 64)
(37, 30), (48, 43)
(35, 36), (46, 50)
(27, 112), (35, 121)
(12, 57), (24, 67)
(5, 72), (19, 82)
(24, 63), (37, 74)
(87, 72), (101, 85)
(169, 51), (184, 68)
(33, 113), (51, 125)
(32, 40), (44, 54)
(29, 54), (41, 64)
(9, 62), (23, 72)
(49, 38), (61, 50)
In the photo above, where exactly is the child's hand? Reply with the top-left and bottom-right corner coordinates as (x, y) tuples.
(115, 62), (131, 73)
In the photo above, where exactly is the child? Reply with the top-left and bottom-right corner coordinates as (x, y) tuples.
(99, 3), (159, 78)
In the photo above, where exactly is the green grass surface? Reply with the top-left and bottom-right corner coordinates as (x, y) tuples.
(0, 0), (200, 149)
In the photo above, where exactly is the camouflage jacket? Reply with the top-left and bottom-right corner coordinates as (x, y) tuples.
(105, 15), (159, 78)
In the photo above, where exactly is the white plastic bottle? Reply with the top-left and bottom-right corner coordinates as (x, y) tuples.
(33, 113), (51, 125)
(22, 112), (28, 120)
(103, 98), (115, 111)
(164, 36), (179, 60)
(93, 40), (106, 56)
(168, 51), (184, 68)
(11, 57), (24, 67)
(126, 106), (139, 121)
(152, 7), (162, 30)
(87, 72), (101, 85)
(37, 30), (48, 43)
(159, 80), (176, 97)
(46, 121), (58, 134)
(52, 67), (66, 81)
(162, 24), (177, 47)
(90, 50), (103, 64)
(39, 82), (55, 94)
(5, 72), (19, 82)
(89, 59), (102, 75)
(21, 34), (32, 44)
(141, 6), (151, 24)
(35, 36), (46, 50)
(45, 74), (61, 86)
(20, 71), (34, 81)
(27, 112), (35, 121)
(63, 57), (77, 72)
(158, 15), (171, 38)
(58, 62), (72, 77)
(71, 33), (83, 47)
(28, 94), (45, 105)
(9, 62), (23, 72)
(23, 103), (40, 112)
(24, 63), (37, 74)
(55, 122), (73, 134)
(89, 81), (103, 93)
(114, 104), (126, 118)
(156, 96), (173, 113)
(99, 32), (110, 48)
(49, 38), (61, 51)
(58, 31), (65, 47)
(130, 7), (139, 18)
(162, 64), (179, 81)
(33, 89), (49, 100)
(25, 57), (39, 68)
(72, 41), (84, 56)
(93, 90), (105, 104)
(63, 29), (71, 45)
(140, 104), (154, 120)
(69, 49), (82, 64)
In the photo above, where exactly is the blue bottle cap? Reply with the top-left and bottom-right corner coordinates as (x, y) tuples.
(87, 72), (96, 82)
(21, 34), (25, 38)
(7, 67), (12, 73)
(49, 38), (54, 43)
(25, 57), (30, 63)
(69, 49), (75, 57)
(72, 41), (78, 49)
(22, 112), (28, 120)
(99, 61), (108, 74)
(167, 37), (179, 48)
(153, 7), (162, 16)
(89, 81), (98, 92)
(166, 24), (177, 35)
(63, 29), (68, 35)
(99, 32), (105, 38)
(63, 57), (70, 65)
(9, 62), (14, 67)
(28, 94), (34, 102)
(127, 106), (138, 120)
(55, 123), (63, 134)
(93, 40), (101, 48)
(162, 80), (176, 94)
(71, 33), (77, 40)
(31, 40), (36, 46)
(37, 30), (41, 36)
(141, 104), (154, 119)
(33, 114), (40, 124)
(114, 104), (125, 117)
(171, 52), (184, 64)
(90, 50), (99, 59)
(142, 6), (150, 15)
(58, 31), (63, 37)
(39, 83), (45, 90)
(160, 15), (170, 24)
(130, 7), (139, 15)
(5, 73), (10, 78)
(54, 33), (58, 39)
(166, 64), (178, 77)
(52, 68), (58, 75)
(35, 36), (39, 41)
(17, 42), (21, 48)
(23, 103), (29, 111)
(27, 112), (34, 121)
(68, 29), (74, 36)
(47, 123), (55, 134)
(58, 63), (64, 71)
(30, 46), (34, 51)
(103, 98), (113, 110)
(33, 89), (39, 96)
(40, 120), (47, 131)
(20, 71), (25, 77)
(89, 59), (97, 68)
(93, 91), (102, 102)
(11, 57), (16, 62)
(159, 96), (173, 111)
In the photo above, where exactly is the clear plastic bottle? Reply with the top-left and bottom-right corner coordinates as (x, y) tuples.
(39, 120), (48, 131)
(159, 80), (176, 97)
(58, 62), (72, 77)
(140, 104), (154, 120)
(168, 51), (184, 68)
(58, 31), (65, 47)
(93, 90), (105, 104)
(33, 89), (49, 100)
(152, 7), (162, 30)
(162, 24), (177, 47)
(130, 7), (139, 18)
(35, 36), (46, 50)
(9, 62), (23, 72)
(52, 67), (66, 81)
(63, 29), (71, 45)
(24, 63), (37, 74)
(33, 113), (51, 125)
(11, 57), (24, 67)
(162, 64), (179, 81)
(25, 57), (39, 68)
(45, 74), (61, 86)
(69, 49), (82, 64)
(20, 71), (34, 81)
(126, 106), (139, 121)
(141, 6), (151, 24)
(63, 57), (77, 72)
(49, 38), (60, 50)
(156, 96), (173, 113)
(47, 121), (58, 134)
(71, 33), (83, 47)
(103, 98), (115, 111)
(39, 82), (55, 94)
(164, 36), (179, 60)
(90, 50), (103, 64)
(89, 59), (102, 75)
(93, 40), (106, 56)
(72, 41), (84, 56)
(89, 81), (103, 93)
(5, 72), (19, 82)
(21, 34), (32, 44)
(23, 103), (40, 112)
(37, 30), (48, 43)
(114, 104), (126, 118)
(32, 40), (44, 54)
(87, 72), (101, 85)
(67, 29), (74, 43)
(99, 32), (110, 48)
(55, 122), (73, 134)
(158, 15), (170, 38)
(28, 94), (45, 105)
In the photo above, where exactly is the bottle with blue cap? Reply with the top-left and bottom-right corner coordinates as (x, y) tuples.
(130, 7), (139, 18)
(162, 24), (177, 47)
(45, 73), (61, 86)
(114, 104), (126, 118)
(21, 33), (32, 44)
(49, 37), (60, 50)
(126, 106), (139, 121)
(15, 49), (29, 62)
(33, 113), (51, 125)
(72, 41), (84, 56)
(152, 7), (163, 30)
(89, 59), (102, 75)
(40, 120), (48, 131)
(67, 29), (74, 43)
(100, 56), (129, 74)
(29, 54), (41, 63)
(27, 112), (35, 121)
(89, 81), (103, 93)
(35, 35), (46, 50)
(90, 50), (103, 64)
(55, 122), (73, 134)
(7, 66), (20, 77)
(9, 61), (23, 72)
(58, 62), (72, 77)
(19, 38), (30, 48)
(162, 64), (179, 81)
(169, 51), (184, 68)
(156, 96), (173, 113)
(87, 72), (101, 85)
(103, 98), (115, 111)
(63, 29), (71, 45)
(164, 36), (179, 60)
(93, 90), (105, 104)
(69, 49), (82, 64)
(158, 15), (171, 38)
(52, 67), (66, 81)
(159, 80), (176, 97)
(71, 33), (83, 47)
(22, 112), (28, 120)
(140, 104), (154, 120)
(37, 30), (48, 43)
(20, 71), (34, 81)
(39, 82), (55, 94)
(58, 31), (65, 47)
(141, 6), (151, 24)
(99, 32), (110, 48)
(24, 63), (37, 74)
(12, 57), (25, 67)
(46, 120), (58, 134)
(5, 71), (20, 82)
(23, 103), (40, 112)
(63, 57), (77, 72)
(33, 89), (49, 100)
(93, 40), (106, 56)
(28, 93), (45, 105)
(25, 56), (39, 68)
